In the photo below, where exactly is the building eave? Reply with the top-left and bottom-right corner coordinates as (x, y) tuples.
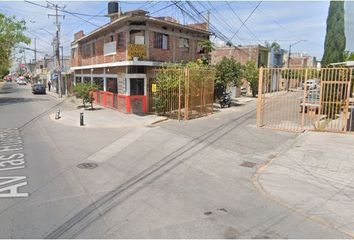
(71, 14), (211, 45)
(70, 61), (164, 71)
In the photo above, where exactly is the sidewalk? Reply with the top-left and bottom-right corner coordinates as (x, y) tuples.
(50, 96), (168, 128)
(254, 131), (354, 238)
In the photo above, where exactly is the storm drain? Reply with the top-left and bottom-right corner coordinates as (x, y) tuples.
(239, 161), (257, 168)
(77, 163), (98, 169)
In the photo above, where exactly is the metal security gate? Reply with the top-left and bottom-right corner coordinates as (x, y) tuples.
(257, 68), (353, 133)
(147, 68), (215, 120)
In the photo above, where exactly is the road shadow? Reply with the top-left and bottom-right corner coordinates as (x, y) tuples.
(85, 107), (103, 111)
(0, 97), (50, 106)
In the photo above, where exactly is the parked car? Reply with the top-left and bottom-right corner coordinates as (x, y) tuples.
(32, 83), (46, 94)
(17, 80), (27, 85)
(300, 90), (320, 113)
(240, 87), (247, 95)
(302, 79), (319, 90)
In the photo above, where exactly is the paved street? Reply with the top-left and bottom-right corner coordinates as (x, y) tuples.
(0, 82), (352, 238)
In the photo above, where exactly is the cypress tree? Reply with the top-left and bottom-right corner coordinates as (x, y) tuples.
(322, 1), (346, 66)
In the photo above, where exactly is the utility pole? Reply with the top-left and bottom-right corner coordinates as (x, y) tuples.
(48, 2), (65, 98)
(287, 45), (291, 68)
(34, 38), (37, 64)
(287, 40), (306, 68)
(33, 38), (37, 78)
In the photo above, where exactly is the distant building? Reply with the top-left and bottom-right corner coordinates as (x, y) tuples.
(211, 45), (269, 67)
(268, 48), (285, 68)
(283, 52), (317, 68)
(30, 55), (71, 94)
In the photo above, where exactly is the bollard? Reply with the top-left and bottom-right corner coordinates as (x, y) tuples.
(80, 112), (84, 126)
(55, 110), (61, 120)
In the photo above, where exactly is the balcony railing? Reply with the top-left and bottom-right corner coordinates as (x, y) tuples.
(128, 44), (147, 60)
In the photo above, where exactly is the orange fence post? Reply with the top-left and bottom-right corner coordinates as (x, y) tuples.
(256, 67), (264, 128)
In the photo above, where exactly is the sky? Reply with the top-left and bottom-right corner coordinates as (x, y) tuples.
(0, 0), (352, 63)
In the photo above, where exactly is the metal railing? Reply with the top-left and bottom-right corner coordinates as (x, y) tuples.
(257, 67), (354, 133)
(148, 68), (215, 120)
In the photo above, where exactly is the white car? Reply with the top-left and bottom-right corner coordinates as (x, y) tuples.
(17, 80), (27, 85)
(303, 79), (319, 90)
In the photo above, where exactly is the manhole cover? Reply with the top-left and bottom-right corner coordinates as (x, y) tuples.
(77, 163), (98, 169)
(239, 161), (257, 168)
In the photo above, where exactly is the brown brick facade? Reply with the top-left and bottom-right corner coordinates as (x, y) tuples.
(71, 17), (208, 68)
(211, 47), (258, 65)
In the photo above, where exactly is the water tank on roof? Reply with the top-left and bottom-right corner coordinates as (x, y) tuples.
(108, 1), (119, 15)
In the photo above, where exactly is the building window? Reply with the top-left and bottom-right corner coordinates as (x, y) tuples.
(75, 76), (81, 84)
(154, 32), (168, 49)
(83, 44), (91, 58)
(71, 48), (76, 58)
(110, 35), (114, 42)
(107, 78), (118, 93)
(129, 21), (146, 26)
(117, 32), (124, 49)
(130, 30), (145, 45)
(130, 78), (144, 96)
(93, 77), (104, 90)
(179, 38), (189, 49)
(128, 66), (146, 74)
(83, 77), (91, 83)
(92, 42), (96, 56)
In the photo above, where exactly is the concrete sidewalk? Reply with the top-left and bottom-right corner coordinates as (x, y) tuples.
(254, 131), (354, 238)
(49, 96), (168, 128)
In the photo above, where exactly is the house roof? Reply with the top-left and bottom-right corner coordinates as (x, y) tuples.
(72, 11), (211, 45)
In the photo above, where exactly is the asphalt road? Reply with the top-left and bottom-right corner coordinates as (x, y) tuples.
(0, 82), (349, 238)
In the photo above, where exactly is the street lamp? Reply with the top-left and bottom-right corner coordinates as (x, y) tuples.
(287, 40), (306, 68)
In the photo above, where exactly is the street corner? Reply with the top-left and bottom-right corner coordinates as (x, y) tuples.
(252, 131), (354, 238)
(49, 107), (169, 129)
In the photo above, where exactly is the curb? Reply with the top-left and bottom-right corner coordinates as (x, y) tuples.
(151, 117), (169, 125)
(251, 132), (354, 238)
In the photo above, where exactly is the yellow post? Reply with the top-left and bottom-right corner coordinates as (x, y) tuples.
(343, 68), (353, 132)
(184, 68), (189, 120)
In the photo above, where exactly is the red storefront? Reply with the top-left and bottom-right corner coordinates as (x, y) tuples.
(74, 69), (150, 114)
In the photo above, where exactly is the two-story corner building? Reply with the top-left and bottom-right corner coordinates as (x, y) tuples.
(70, 2), (210, 114)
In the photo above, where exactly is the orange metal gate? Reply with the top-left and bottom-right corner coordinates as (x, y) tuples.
(147, 68), (215, 120)
(257, 68), (353, 133)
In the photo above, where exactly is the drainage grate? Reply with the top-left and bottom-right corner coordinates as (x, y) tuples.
(239, 161), (257, 168)
(77, 163), (98, 169)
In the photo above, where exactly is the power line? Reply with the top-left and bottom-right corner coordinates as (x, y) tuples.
(25, 0), (101, 27)
(198, 1), (246, 45)
(178, 1), (230, 44)
(62, 8), (107, 37)
(24, 0), (106, 18)
(229, 1), (263, 42)
(150, 3), (175, 15)
(224, 1), (263, 45)
(15, 45), (46, 54)
(246, 1), (323, 49)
